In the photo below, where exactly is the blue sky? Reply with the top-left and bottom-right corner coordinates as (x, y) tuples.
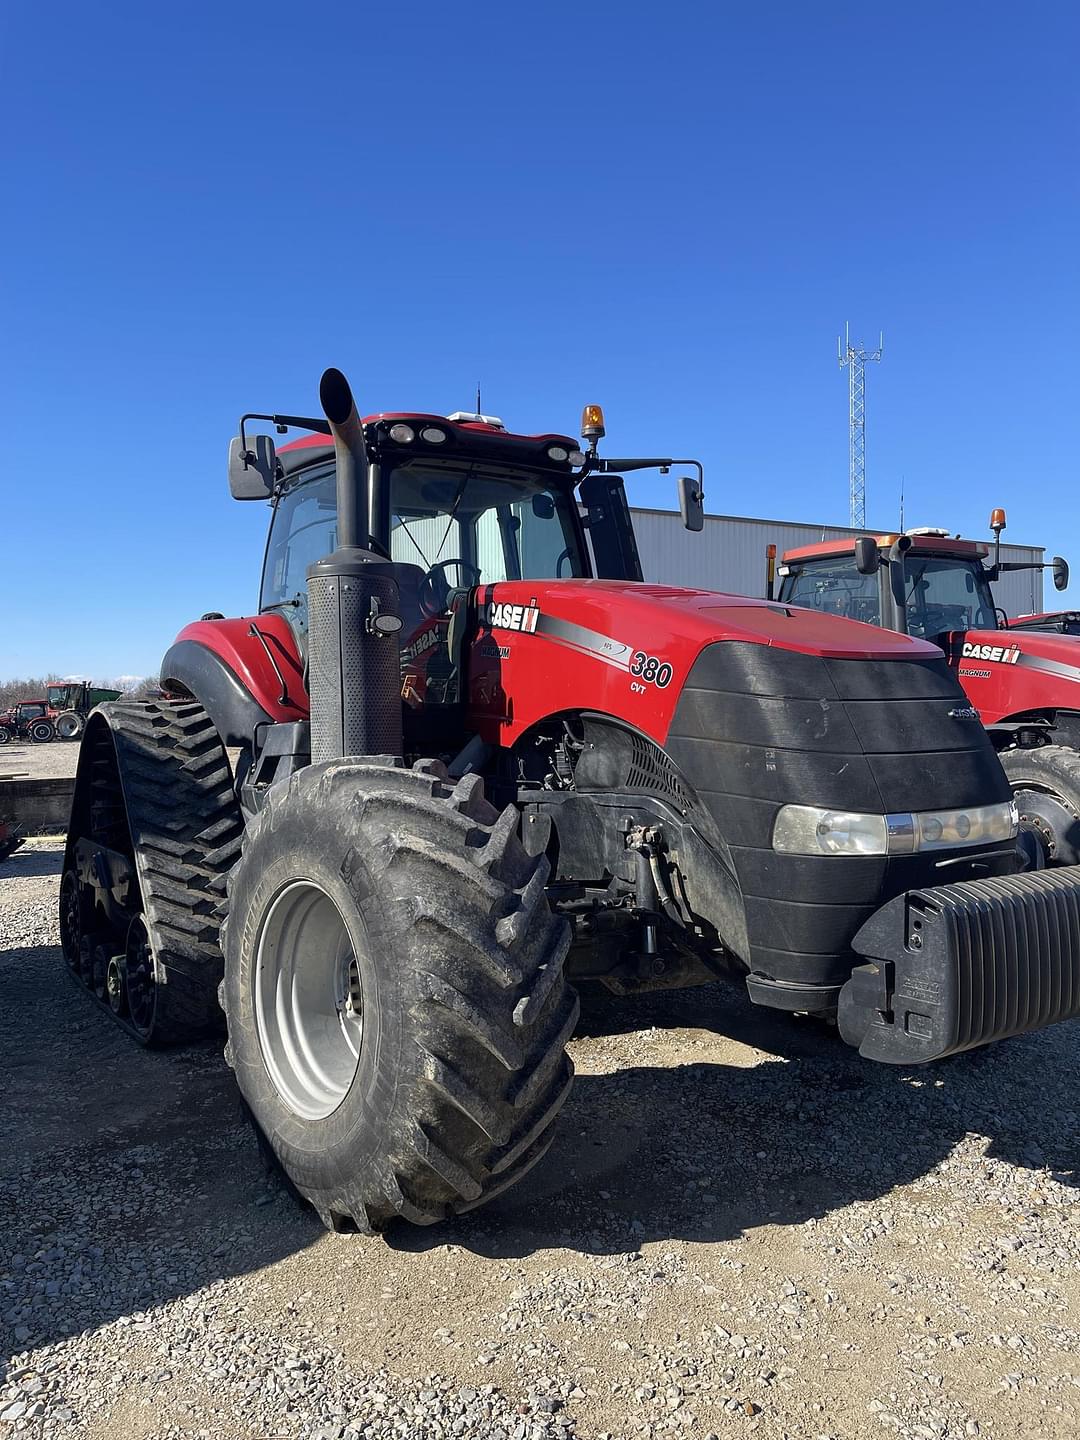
(1, 1), (1077, 679)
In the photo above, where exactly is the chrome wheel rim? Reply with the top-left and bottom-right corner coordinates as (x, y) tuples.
(1012, 783), (1080, 867)
(254, 880), (365, 1121)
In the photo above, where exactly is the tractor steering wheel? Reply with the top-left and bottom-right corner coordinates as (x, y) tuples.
(418, 558), (482, 618)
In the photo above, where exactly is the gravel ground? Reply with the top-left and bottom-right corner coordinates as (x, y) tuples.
(1, 836), (1078, 1440)
(0, 740), (81, 782)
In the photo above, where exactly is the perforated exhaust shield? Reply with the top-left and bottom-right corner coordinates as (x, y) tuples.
(307, 555), (403, 764)
(839, 868), (1080, 1062)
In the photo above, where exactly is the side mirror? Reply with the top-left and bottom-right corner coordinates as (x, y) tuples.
(1053, 556), (1070, 592)
(228, 434), (277, 500)
(854, 535), (880, 575)
(677, 473), (704, 532)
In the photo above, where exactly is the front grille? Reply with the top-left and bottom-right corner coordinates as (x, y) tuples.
(626, 730), (691, 811)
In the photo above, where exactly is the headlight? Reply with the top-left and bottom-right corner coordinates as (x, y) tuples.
(420, 425), (447, 444)
(546, 445), (570, 463)
(913, 800), (1018, 851)
(773, 806), (889, 856)
(389, 423), (415, 443)
(773, 800), (1018, 857)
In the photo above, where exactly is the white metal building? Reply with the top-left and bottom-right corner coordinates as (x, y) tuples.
(630, 507), (1045, 618)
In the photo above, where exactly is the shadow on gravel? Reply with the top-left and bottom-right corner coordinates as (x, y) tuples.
(394, 982), (1080, 1261)
(0, 942), (322, 1383)
(1, 847), (64, 878)
(3, 925), (1078, 1375)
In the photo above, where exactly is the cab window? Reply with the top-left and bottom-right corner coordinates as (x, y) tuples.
(903, 558), (998, 638)
(780, 558), (882, 625)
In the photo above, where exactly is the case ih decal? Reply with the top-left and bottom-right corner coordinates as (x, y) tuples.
(483, 600), (541, 633)
(961, 641), (1021, 665)
(401, 625), (443, 663)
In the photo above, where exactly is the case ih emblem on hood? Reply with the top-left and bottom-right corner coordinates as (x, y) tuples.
(483, 600), (541, 633)
(948, 704), (981, 720)
(961, 641), (1021, 665)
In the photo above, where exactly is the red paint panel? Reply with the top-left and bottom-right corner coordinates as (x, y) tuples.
(169, 616), (306, 722)
(946, 628), (1080, 725)
(465, 580), (940, 747)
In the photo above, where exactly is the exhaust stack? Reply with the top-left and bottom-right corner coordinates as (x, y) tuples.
(306, 368), (403, 764)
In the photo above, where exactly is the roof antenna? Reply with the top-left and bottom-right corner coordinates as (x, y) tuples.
(899, 474), (905, 532)
(475, 383), (482, 417)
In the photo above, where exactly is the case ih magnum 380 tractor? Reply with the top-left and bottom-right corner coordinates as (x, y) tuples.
(777, 516), (1080, 868)
(63, 370), (1080, 1234)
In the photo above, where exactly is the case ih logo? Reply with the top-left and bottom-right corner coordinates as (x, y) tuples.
(483, 600), (541, 633)
(961, 641), (1021, 665)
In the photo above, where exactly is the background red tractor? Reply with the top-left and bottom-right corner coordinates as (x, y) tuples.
(777, 512), (1079, 866)
(1010, 610), (1080, 636)
(0, 699), (57, 745)
(62, 369), (1080, 1235)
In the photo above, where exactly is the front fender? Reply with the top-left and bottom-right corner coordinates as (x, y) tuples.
(161, 616), (307, 748)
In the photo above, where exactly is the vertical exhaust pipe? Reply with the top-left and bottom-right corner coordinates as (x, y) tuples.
(306, 368), (403, 764)
(319, 366), (369, 550)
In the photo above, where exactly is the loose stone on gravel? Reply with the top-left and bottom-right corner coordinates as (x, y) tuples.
(1, 835), (1079, 1438)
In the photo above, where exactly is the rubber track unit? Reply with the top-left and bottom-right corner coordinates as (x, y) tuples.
(219, 759), (579, 1233)
(65, 700), (244, 1044)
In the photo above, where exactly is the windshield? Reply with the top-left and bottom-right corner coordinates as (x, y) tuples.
(47, 685), (73, 707)
(387, 458), (584, 584)
(901, 557), (998, 637)
(779, 553), (999, 637)
(778, 557), (882, 625)
(260, 460), (586, 618)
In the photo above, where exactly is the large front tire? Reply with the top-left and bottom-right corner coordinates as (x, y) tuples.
(55, 710), (85, 740)
(221, 759), (577, 1233)
(1001, 744), (1080, 867)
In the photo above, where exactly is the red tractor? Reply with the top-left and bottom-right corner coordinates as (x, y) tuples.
(0, 699), (57, 745)
(777, 514), (1079, 866)
(1010, 610), (1080, 637)
(62, 370), (1080, 1234)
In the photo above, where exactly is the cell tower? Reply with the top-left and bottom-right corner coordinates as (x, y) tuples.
(838, 323), (883, 529)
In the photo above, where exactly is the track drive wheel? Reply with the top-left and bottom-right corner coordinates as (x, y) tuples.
(1001, 744), (1080, 867)
(59, 870), (86, 977)
(56, 711), (85, 741)
(221, 759), (578, 1233)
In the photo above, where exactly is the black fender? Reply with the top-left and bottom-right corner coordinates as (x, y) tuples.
(160, 640), (272, 749)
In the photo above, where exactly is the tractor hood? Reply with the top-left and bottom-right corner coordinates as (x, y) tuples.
(511, 580), (943, 662)
(465, 579), (944, 748)
(944, 625), (1080, 727)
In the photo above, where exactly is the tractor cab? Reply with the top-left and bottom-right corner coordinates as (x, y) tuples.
(777, 512), (1069, 647)
(777, 532), (1001, 643)
(223, 375), (704, 757)
(48, 682), (82, 710)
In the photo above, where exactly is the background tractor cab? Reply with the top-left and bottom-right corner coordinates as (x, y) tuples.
(776, 512), (1080, 866)
(774, 512), (1068, 644)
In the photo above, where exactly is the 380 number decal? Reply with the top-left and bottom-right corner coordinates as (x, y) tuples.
(630, 651), (673, 688)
